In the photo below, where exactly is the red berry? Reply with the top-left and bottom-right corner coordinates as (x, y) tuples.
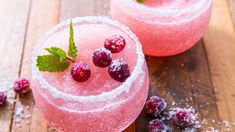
(14, 78), (30, 94)
(146, 96), (167, 117)
(173, 109), (193, 127)
(108, 58), (130, 82)
(0, 92), (7, 105)
(104, 34), (126, 53)
(148, 119), (171, 132)
(71, 62), (91, 82)
(92, 48), (112, 68)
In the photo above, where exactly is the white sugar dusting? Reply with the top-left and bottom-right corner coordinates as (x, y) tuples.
(14, 102), (31, 128)
(157, 92), (235, 131)
(109, 58), (126, 72)
(96, 47), (112, 56)
(0, 81), (15, 100)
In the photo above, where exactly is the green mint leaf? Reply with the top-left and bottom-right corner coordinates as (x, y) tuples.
(45, 47), (66, 61)
(137, 0), (144, 2)
(68, 19), (77, 60)
(36, 55), (70, 72)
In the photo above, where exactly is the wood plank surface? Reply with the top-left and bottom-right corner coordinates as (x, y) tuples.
(10, 0), (60, 132)
(230, 0), (235, 21)
(203, 0), (235, 131)
(25, 1), (59, 132)
(0, 0), (235, 132)
(0, 0), (31, 132)
(136, 41), (220, 131)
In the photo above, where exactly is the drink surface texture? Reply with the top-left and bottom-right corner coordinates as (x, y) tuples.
(32, 17), (149, 132)
(111, 0), (212, 56)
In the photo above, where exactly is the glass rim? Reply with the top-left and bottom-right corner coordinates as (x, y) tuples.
(32, 16), (145, 103)
(118, 0), (212, 24)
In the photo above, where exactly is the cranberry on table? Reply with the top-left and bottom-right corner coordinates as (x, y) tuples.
(146, 96), (167, 117)
(0, 92), (7, 105)
(92, 48), (112, 68)
(14, 78), (30, 94)
(108, 58), (130, 82)
(71, 62), (91, 82)
(104, 34), (126, 53)
(173, 109), (193, 127)
(148, 119), (171, 132)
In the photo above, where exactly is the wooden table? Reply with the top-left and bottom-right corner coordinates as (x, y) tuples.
(0, 0), (235, 131)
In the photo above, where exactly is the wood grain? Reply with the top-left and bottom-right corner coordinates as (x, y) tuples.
(135, 42), (220, 131)
(0, 0), (233, 132)
(0, 0), (30, 132)
(60, 0), (95, 20)
(229, 0), (235, 22)
(10, 0), (60, 132)
(204, 0), (235, 131)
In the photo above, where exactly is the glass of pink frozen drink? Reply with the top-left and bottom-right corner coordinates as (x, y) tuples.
(32, 16), (149, 132)
(111, 0), (212, 56)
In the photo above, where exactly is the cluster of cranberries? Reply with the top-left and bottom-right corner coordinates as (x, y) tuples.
(71, 34), (130, 82)
(0, 78), (30, 106)
(146, 96), (193, 132)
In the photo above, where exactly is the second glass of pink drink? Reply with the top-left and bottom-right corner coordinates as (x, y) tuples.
(111, 0), (212, 56)
(32, 16), (149, 132)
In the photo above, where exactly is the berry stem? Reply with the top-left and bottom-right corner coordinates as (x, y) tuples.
(66, 56), (75, 63)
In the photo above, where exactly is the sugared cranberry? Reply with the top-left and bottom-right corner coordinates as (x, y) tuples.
(173, 109), (193, 127)
(104, 34), (126, 53)
(71, 62), (91, 82)
(92, 48), (112, 68)
(14, 78), (30, 94)
(146, 96), (167, 117)
(148, 119), (171, 132)
(0, 92), (7, 105)
(108, 58), (130, 82)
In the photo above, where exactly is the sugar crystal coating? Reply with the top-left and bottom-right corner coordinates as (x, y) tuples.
(173, 108), (193, 127)
(146, 96), (167, 117)
(14, 78), (30, 94)
(92, 48), (112, 68)
(148, 119), (171, 132)
(71, 62), (91, 82)
(104, 34), (126, 53)
(108, 58), (130, 82)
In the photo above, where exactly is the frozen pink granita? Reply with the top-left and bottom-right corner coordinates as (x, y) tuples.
(32, 17), (149, 132)
(111, 0), (212, 56)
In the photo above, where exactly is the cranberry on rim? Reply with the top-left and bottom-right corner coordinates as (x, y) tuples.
(71, 62), (91, 82)
(104, 34), (126, 53)
(108, 58), (130, 82)
(14, 78), (30, 94)
(0, 92), (7, 105)
(92, 48), (112, 68)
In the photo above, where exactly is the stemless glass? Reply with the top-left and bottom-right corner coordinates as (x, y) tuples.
(111, 0), (212, 56)
(32, 16), (149, 132)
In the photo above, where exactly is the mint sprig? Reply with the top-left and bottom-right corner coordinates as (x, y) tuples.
(36, 19), (77, 72)
(37, 55), (70, 72)
(68, 20), (77, 60)
(137, 0), (144, 2)
(45, 47), (66, 61)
